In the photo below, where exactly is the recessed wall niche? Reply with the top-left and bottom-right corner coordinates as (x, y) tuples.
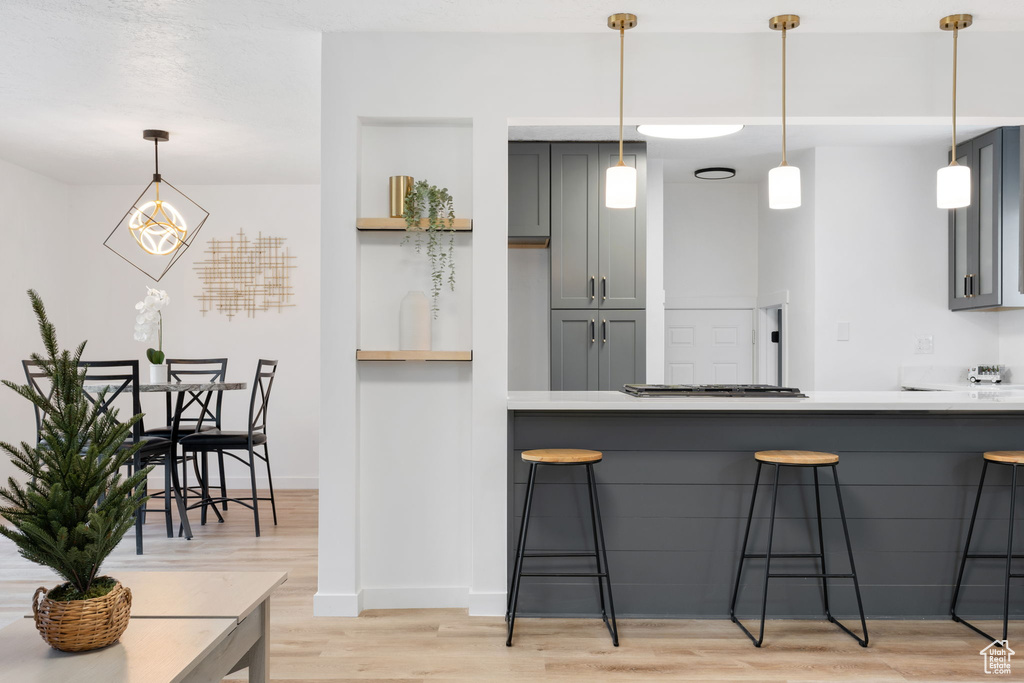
(357, 118), (473, 353)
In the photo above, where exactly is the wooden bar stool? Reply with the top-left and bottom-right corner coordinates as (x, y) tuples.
(729, 450), (868, 647)
(505, 448), (618, 647)
(952, 451), (1024, 642)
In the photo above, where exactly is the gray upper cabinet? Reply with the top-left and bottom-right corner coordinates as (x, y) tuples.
(551, 142), (647, 310)
(508, 143), (550, 243)
(551, 309), (645, 390)
(598, 143), (647, 309)
(550, 310), (599, 391)
(949, 126), (1024, 310)
(551, 144), (600, 309)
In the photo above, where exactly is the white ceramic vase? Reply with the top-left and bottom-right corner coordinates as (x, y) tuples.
(399, 291), (431, 351)
(149, 363), (168, 384)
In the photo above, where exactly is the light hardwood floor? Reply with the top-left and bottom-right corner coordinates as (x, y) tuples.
(0, 490), (1009, 681)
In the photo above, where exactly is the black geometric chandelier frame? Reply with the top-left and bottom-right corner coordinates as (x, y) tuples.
(103, 129), (210, 282)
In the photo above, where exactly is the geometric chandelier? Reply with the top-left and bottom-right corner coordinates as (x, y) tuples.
(103, 130), (209, 282)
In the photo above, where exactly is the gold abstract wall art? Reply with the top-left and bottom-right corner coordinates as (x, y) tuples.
(192, 229), (296, 320)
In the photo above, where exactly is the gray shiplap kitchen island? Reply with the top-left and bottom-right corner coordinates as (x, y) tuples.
(507, 390), (1024, 619)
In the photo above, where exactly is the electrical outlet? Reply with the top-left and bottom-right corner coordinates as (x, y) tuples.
(915, 335), (934, 354)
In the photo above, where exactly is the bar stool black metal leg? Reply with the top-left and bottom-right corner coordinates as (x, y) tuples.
(587, 463), (618, 646)
(952, 460), (989, 629)
(755, 464), (781, 647)
(1004, 465), (1019, 642)
(814, 467), (832, 621)
(832, 464), (869, 647)
(585, 464), (609, 621)
(730, 462), (763, 622)
(735, 464), (780, 647)
(506, 463), (538, 646)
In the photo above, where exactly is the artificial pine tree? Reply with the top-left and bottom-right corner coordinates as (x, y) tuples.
(0, 290), (151, 600)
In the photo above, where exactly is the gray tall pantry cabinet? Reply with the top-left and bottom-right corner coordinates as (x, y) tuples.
(509, 141), (647, 391)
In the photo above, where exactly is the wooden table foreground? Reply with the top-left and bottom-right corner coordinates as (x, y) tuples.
(0, 570), (286, 683)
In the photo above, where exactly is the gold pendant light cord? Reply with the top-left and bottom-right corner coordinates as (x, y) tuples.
(618, 25), (625, 165)
(951, 26), (958, 160)
(781, 27), (788, 166)
(154, 139), (161, 199)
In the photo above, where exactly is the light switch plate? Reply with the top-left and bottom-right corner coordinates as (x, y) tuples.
(915, 335), (934, 354)
(837, 322), (850, 341)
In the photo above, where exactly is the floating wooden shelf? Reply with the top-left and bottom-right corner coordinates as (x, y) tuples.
(357, 218), (473, 231)
(356, 350), (473, 362)
(508, 238), (549, 249)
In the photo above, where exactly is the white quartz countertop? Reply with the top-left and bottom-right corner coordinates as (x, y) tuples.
(902, 382), (1024, 392)
(507, 390), (1024, 412)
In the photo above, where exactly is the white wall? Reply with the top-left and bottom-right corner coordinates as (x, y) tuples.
(321, 29), (1024, 618)
(664, 182), (758, 302)
(645, 160), (666, 384)
(758, 150), (817, 390)
(507, 248), (549, 390)
(355, 120), (475, 609)
(813, 146), (999, 389)
(0, 159), (71, 486)
(0, 175), (321, 489)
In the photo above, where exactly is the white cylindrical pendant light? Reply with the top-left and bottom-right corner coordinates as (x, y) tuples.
(768, 15), (801, 210)
(937, 14), (973, 209)
(769, 165), (801, 210)
(937, 164), (971, 209)
(606, 165), (638, 209)
(606, 13), (637, 209)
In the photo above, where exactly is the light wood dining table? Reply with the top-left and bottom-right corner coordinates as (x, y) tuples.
(2, 570), (286, 682)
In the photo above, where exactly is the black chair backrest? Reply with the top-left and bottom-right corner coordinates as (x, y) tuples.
(78, 360), (144, 441)
(164, 358), (228, 430)
(248, 359), (278, 435)
(22, 360), (53, 440)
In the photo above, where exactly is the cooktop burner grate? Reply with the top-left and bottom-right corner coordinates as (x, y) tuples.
(622, 384), (807, 398)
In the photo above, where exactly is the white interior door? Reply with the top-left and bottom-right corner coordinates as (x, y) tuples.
(664, 309), (755, 385)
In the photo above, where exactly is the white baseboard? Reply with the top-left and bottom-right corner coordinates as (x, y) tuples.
(469, 590), (507, 616)
(360, 587), (469, 610)
(313, 591), (362, 617)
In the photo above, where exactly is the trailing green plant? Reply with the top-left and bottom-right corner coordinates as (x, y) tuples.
(0, 290), (152, 601)
(402, 180), (456, 316)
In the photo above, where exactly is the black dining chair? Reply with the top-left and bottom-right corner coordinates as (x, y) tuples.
(77, 360), (180, 554)
(143, 358), (229, 518)
(179, 359), (279, 536)
(21, 360), (52, 445)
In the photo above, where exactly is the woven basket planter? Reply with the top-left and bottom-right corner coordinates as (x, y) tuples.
(32, 580), (132, 652)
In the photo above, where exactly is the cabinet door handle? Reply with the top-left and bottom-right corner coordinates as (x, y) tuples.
(602, 319), (607, 343)
(964, 276), (969, 298)
(969, 273), (975, 297)
(590, 319), (596, 343)
(602, 276), (607, 301)
(590, 276), (595, 300)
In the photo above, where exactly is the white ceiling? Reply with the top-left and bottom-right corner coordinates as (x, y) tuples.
(510, 124), (993, 183)
(2, 1), (1023, 185)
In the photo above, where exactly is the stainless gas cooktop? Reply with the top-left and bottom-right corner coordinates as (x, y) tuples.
(622, 384), (807, 398)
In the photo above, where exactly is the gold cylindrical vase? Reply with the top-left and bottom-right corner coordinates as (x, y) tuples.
(389, 176), (414, 218)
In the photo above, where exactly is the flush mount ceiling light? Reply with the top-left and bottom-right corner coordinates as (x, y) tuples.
(605, 12), (638, 209)
(694, 167), (737, 180)
(104, 130), (209, 282)
(768, 14), (801, 210)
(937, 14), (973, 210)
(637, 124), (744, 140)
